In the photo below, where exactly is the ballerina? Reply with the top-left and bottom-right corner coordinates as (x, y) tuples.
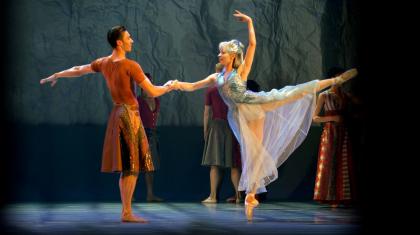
(172, 10), (357, 221)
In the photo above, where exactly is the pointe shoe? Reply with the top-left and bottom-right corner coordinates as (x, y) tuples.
(335, 68), (358, 85)
(201, 197), (217, 203)
(121, 214), (148, 223)
(244, 195), (259, 221)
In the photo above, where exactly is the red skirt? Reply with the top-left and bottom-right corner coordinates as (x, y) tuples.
(313, 119), (356, 203)
(101, 104), (154, 173)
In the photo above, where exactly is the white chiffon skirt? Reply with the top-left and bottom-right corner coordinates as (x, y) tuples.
(225, 80), (319, 193)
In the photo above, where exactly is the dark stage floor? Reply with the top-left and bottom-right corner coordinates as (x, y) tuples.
(1, 202), (361, 235)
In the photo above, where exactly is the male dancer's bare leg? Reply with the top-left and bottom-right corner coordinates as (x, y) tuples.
(120, 172), (147, 223)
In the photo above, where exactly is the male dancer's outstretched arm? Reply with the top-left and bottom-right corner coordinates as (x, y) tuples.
(40, 64), (94, 87)
(40, 64), (174, 97)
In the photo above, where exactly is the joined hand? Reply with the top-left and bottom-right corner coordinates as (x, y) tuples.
(164, 80), (180, 91)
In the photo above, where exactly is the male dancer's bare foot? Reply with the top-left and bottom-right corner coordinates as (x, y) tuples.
(121, 213), (148, 223)
(336, 68), (358, 85)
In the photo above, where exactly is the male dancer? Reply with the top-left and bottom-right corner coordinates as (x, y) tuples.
(40, 25), (175, 223)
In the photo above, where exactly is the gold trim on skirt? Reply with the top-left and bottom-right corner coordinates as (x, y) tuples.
(101, 104), (154, 173)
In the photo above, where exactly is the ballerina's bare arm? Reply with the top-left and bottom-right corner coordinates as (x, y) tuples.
(176, 73), (217, 92)
(233, 10), (256, 81)
(40, 64), (95, 87)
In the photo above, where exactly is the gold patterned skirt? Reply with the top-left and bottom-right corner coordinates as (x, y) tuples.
(101, 104), (154, 173)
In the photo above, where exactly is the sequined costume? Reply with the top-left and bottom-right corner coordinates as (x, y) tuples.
(91, 57), (154, 173)
(313, 91), (356, 203)
(217, 69), (319, 193)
